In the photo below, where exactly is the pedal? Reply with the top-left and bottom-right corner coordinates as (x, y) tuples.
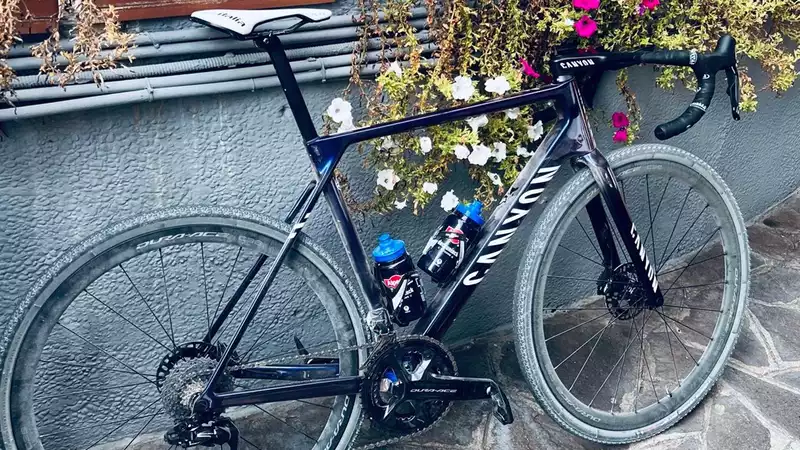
(489, 382), (514, 425)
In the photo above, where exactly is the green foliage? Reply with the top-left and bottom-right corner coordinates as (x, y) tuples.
(331, 0), (799, 213)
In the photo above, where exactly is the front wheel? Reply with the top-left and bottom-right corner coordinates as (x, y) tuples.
(515, 144), (749, 444)
(0, 206), (368, 450)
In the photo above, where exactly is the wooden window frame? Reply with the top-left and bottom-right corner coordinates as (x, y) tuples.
(17, 0), (333, 35)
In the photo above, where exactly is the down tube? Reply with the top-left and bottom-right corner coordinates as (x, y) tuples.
(413, 118), (573, 339)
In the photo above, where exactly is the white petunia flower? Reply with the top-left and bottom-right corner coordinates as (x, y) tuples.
(394, 199), (407, 210)
(516, 145), (534, 157)
(488, 172), (503, 186)
(491, 142), (507, 162)
(505, 108), (520, 119)
(468, 143), (492, 166)
(527, 120), (544, 142)
(453, 144), (471, 159)
(381, 136), (397, 150)
(422, 182), (438, 194)
(419, 136), (433, 154)
(326, 98), (352, 124)
(377, 168), (400, 191)
(336, 118), (356, 133)
(441, 190), (460, 211)
(387, 61), (403, 77)
(451, 76), (475, 101)
(485, 76), (511, 95)
(564, 18), (575, 26)
(466, 114), (489, 133)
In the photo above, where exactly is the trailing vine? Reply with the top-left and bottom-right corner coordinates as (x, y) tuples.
(329, 0), (799, 214)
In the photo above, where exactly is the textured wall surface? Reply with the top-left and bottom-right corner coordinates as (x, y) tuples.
(1, 63), (799, 349)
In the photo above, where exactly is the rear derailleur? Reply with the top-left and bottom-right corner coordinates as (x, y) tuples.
(362, 335), (513, 435)
(165, 416), (240, 449)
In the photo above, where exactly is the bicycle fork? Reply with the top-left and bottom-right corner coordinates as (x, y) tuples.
(580, 150), (664, 308)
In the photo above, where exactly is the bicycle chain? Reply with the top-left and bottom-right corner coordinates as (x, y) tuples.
(229, 333), (454, 450)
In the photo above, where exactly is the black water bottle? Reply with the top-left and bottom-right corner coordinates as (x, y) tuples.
(373, 233), (426, 326)
(418, 200), (485, 282)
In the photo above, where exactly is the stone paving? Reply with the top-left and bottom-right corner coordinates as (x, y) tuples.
(386, 193), (800, 450)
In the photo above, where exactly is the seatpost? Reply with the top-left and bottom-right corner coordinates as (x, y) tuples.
(257, 35), (319, 142)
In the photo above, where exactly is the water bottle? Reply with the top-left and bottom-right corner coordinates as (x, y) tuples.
(372, 233), (427, 326)
(417, 200), (485, 282)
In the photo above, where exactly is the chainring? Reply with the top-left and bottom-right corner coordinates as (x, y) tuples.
(361, 335), (457, 434)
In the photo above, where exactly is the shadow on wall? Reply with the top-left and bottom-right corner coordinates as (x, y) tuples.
(1, 64), (799, 343)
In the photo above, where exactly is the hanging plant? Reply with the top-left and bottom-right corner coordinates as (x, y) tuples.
(328, 0), (798, 215)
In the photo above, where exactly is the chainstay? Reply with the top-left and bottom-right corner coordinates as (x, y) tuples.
(229, 334), (456, 450)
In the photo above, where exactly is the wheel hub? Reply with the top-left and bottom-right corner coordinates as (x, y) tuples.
(602, 263), (647, 320)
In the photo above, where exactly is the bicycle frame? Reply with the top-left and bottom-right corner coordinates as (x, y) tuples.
(194, 34), (665, 413)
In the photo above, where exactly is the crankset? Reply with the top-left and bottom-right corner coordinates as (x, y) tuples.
(361, 335), (513, 438)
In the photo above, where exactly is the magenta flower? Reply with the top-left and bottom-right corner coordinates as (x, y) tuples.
(520, 59), (541, 78)
(612, 112), (630, 128)
(641, 0), (660, 11)
(613, 128), (629, 143)
(575, 15), (598, 38)
(573, 0), (600, 9)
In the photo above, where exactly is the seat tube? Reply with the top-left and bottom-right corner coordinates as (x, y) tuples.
(257, 35), (318, 142)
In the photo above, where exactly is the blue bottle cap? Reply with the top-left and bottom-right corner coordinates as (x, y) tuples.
(456, 200), (485, 226)
(372, 233), (407, 263)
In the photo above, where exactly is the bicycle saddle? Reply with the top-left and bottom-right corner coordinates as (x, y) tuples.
(191, 8), (332, 38)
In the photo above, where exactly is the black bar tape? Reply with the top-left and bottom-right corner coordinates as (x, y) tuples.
(640, 50), (694, 67)
(654, 76), (716, 140)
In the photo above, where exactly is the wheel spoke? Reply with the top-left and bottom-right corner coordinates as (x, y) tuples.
(240, 435), (265, 450)
(545, 311), (612, 342)
(660, 226), (720, 293)
(657, 310), (700, 366)
(547, 275), (634, 285)
(643, 176), (671, 249)
(659, 307), (681, 391)
(122, 407), (163, 450)
(661, 303), (722, 313)
(296, 399), (333, 410)
(240, 282), (306, 362)
(38, 380), (153, 400)
(84, 289), (171, 352)
(658, 187), (693, 268)
(214, 247), (242, 323)
(632, 310), (659, 411)
(201, 242), (212, 336)
(83, 398), (161, 449)
(658, 252), (726, 277)
(555, 314), (620, 370)
(242, 338), (343, 366)
(589, 314), (640, 408)
(657, 311), (714, 341)
(644, 175), (659, 271)
(158, 248), (177, 349)
(664, 280), (728, 294)
(557, 244), (604, 267)
(254, 404), (318, 444)
(576, 216), (604, 262)
(38, 358), (156, 379)
(567, 315), (618, 390)
(658, 203), (709, 271)
(40, 409), (165, 438)
(120, 264), (176, 348)
(56, 322), (157, 386)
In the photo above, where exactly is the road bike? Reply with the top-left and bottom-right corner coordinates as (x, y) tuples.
(0, 7), (750, 449)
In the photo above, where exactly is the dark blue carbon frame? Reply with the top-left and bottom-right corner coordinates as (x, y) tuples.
(194, 34), (666, 412)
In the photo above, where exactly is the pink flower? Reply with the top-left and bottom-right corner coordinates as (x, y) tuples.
(613, 128), (629, 143)
(641, 0), (660, 11)
(520, 59), (541, 78)
(573, 0), (600, 10)
(574, 15), (598, 38)
(612, 112), (630, 128)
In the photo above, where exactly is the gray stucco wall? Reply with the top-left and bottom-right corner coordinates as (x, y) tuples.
(1, 57), (799, 346)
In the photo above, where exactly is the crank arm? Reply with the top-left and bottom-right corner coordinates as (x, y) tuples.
(407, 374), (514, 425)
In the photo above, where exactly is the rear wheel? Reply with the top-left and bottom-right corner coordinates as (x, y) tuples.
(515, 145), (749, 444)
(0, 206), (368, 450)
